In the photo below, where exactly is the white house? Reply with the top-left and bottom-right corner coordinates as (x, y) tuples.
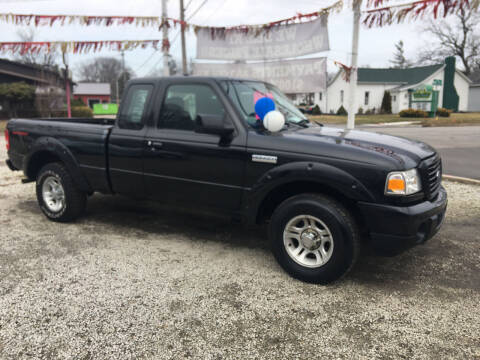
(292, 57), (471, 114)
(468, 84), (480, 112)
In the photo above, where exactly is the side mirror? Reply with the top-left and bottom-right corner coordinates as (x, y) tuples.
(196, 114), (234, 137)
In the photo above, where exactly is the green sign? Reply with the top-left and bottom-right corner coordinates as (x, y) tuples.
(412, 85), (433, 101)
(93, 103), (118, 115)
(433, 79), (442, 86)
(409, 84), (439, 117)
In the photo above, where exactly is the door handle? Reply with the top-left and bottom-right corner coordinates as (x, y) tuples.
(147, 140), (163, 149)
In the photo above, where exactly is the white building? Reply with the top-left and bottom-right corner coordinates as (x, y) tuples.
(292, 57), (471, 114)
(468, 84), (480, 112)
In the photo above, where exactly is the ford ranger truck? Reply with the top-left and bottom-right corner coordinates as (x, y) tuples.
(5, 77), (447, 284)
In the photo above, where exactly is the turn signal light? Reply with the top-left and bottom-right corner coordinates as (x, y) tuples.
(387, 177), (405, 192)
(385, 169), (421, 195)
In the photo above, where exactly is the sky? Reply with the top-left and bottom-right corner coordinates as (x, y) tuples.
(0, 0), (448, 80)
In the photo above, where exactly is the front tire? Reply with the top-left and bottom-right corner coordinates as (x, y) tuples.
(269, 194), (360, 284)
(36, 162), (86, 222)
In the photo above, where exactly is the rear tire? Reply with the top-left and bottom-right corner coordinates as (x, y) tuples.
(269, 193), (360, 284)
(36, 162), (86, 222)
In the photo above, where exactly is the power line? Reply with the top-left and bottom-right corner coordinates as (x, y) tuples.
(184, 0), (194, 11)
(198, 0), (230, 25)
(187, 0), (208, 20)
(146, 0), (209, 75)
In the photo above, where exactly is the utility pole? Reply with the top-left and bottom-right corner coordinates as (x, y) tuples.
(179, 0), (187, 75)
(347, 0), (362, 130)
(162, 0), (170, 76)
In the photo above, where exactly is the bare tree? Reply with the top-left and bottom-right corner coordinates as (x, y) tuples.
(390, 40), (412, 69)
(76, 57), (135, 101)
(417, 9), (480, 76)
(15, 29), (59, 69)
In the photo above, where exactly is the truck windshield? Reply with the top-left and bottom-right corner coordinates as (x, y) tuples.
(221, 80), (307, 128)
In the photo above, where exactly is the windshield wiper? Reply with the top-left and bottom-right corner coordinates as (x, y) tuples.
(296, 119), (311, 127)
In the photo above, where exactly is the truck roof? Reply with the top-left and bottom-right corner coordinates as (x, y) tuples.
(128, 76), (272, 86)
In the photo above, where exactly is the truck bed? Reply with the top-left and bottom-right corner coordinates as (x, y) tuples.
(7, 117), (114, 194)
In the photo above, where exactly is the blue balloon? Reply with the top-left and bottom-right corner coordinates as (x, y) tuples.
(254, 97), (275, 120)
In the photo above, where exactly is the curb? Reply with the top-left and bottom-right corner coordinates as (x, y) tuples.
(443, 174), (480, 186)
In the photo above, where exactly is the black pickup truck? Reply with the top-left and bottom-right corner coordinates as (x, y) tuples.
(5, 76), (447, 283)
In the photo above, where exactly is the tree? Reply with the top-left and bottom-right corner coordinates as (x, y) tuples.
(15, 29), (59, 70)
(0, 82), (36, 117)
(76, 57), (135, 102)
(381, 91), (392, 114)
(390, 40), (412, 69)
(417, 9), (480, 76)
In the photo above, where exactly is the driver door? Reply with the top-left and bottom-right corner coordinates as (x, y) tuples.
(143, 81), (247, 213)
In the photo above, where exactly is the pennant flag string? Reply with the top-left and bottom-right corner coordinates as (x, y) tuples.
(0, 0), (474, 35)
(0, 0), (343, 37)
(363, 0), (478, 27)
(0, 40), (160, 55)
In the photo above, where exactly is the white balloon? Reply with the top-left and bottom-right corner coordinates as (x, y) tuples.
(263, 110), (285, 132)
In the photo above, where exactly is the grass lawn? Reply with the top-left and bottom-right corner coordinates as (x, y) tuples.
(421, 112), (480, 127)
(309, 112), (480, 127)
(309, 114), (410, 126)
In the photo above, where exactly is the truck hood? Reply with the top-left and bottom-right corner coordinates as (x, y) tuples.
(264, 125), (436, 169)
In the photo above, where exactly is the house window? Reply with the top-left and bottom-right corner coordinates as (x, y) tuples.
(364, 91), (370, 106)
(393, 95), (396, 102)
(340, 90), (344, 104)
(319, 92), (323, 101)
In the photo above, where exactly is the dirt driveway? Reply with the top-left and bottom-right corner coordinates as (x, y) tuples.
(0, 137), (479, 359)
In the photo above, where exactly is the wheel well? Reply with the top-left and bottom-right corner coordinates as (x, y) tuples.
(256, 181), (367, 233)
(26, 151), (62, 180)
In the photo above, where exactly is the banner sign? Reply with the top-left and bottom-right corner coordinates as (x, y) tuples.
(192, 57), (327, 93)
(196, 16), (329, 61)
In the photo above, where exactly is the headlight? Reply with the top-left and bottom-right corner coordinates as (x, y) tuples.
(385, 168), (421, 195)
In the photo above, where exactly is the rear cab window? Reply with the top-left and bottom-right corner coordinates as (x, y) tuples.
(117, 84), (154, 130)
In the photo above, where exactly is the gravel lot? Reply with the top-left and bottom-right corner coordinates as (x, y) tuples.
(1, 137), (479, 359)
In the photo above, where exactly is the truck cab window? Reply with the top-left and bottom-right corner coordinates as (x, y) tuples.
(159, 84), (225, 131)
(118, 85), (153, 130)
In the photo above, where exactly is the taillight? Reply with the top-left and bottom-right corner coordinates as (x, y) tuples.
(4, 129), (9, 151)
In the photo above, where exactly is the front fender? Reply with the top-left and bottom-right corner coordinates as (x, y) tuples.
(245, 161), (375, 221)
(25, 137), (92, 193)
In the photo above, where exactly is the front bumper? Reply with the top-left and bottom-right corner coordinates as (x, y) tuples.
(358, 186), (447, 256)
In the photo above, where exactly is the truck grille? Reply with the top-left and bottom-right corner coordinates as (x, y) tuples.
(419, 155), (442, 200)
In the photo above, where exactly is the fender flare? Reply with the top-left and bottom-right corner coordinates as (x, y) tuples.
(24, 136), (93, 193)
(246, 161), (375, 222)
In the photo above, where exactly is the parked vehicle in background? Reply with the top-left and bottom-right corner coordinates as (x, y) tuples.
(5, 76), (447, 284)
(298, 105), (314, 114)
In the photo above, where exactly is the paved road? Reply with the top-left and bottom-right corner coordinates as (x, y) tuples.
(358, 125), (480, 180)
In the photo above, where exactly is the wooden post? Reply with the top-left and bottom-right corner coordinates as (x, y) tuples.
(62, 50), (71, 118)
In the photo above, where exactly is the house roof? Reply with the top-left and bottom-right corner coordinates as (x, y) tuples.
(329, 63), (444, 87)
(73, 82), (111, 95)
(0, 58), (65, 85)
(357, 64), (444, 85)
